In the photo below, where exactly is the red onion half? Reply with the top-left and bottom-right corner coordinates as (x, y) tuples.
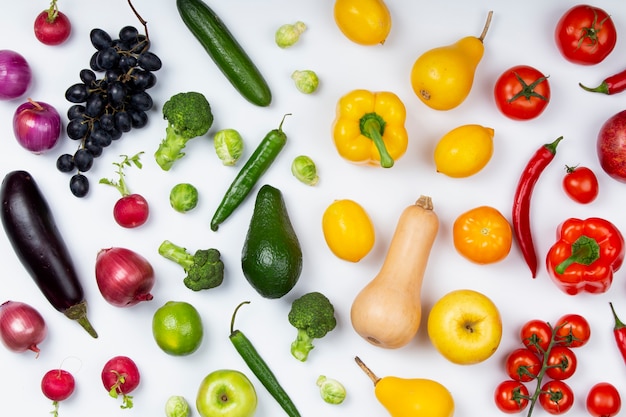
(95, 247), (155, 307)
(0, 50), (32, 100)
(13, 99), (62, 153)
(0, 300), (47, 356)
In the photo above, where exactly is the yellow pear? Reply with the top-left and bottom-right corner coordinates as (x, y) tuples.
(355, 356), (455, 417)
(410, 11), (493, 111)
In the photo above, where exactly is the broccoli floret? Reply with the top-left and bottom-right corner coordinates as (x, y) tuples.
(154, 92), (213, 171)
(158, 240), (224, 291)
(288, 291), (337, 362)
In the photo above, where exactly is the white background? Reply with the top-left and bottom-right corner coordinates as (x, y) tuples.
(1, 1), (626, 416)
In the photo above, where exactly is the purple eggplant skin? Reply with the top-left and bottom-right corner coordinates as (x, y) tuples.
(0, 170), (97, 338)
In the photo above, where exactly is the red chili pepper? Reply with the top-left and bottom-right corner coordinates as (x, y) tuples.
(609, 302), (626, 364)
(579, 68), (626, 95)
(512, 136), (563, 278)
(546, 217), (624, 294)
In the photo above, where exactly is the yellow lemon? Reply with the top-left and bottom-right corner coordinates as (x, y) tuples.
(433, 124), (494, 178)
(322, 199), (375, 262)
(333, 0), (392, 46)
(152, 301), (204, 356)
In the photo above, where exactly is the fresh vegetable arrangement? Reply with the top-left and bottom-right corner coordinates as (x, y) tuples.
(3, 2), (626, 416)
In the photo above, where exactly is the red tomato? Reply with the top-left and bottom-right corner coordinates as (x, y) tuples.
(555, 5), (617, 65)
(494, 380), (530, 413)
(555, 313), (591, 347)
(562, 166), (599, 204)
(587, 382), (622, 417)
(494, 65), (550, 120)
(505, 348), (542, 382)
(520, 319), (552, 354)
(545, 345), (577, 380)
(539, 380), (575, 415)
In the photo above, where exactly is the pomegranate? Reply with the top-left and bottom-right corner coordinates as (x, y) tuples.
(597, 109), (626, 183)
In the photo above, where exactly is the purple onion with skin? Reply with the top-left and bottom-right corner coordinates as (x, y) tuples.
(0, 50), (32, 100)
(0, 300), (47, 356)
(13, 99), (62, 154)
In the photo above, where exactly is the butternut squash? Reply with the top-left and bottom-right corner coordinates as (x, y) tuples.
(350, 195), (439, 348)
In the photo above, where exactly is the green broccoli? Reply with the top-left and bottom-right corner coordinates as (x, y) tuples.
(288, 291), (337, 362)
(158, 240), (224, 291)
(155, 91), (214, 171)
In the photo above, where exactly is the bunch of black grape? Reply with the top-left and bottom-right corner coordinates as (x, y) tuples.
(56, 25), (161, 197)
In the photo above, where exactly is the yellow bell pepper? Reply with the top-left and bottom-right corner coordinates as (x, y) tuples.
(332, 89), (408, 168)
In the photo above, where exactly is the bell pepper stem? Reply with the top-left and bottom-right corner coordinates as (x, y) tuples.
(555, 235), (600, 275)
(360, 113), (394, 168)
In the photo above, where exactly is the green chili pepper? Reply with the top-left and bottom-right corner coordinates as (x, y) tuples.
(210, 114), (291, 231)
(229, 301), (301, 417)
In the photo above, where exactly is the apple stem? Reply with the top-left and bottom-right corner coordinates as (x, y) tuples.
(354, 356), (381, 386)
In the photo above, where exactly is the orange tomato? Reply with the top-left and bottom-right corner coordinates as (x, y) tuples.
(453, 206), (512, 264)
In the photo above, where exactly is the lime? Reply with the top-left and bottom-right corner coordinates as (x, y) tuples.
(152, 301), (203, 356)
(434, 124), (494, 178)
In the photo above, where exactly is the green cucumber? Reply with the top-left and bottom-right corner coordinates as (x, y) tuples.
(176, 0), (272, 107)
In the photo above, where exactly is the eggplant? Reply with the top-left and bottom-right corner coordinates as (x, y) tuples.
(0, 170), (97, 338)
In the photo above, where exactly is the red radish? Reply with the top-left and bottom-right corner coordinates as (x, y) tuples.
(101, 355), (140, 409)
(95, 247), (155, 307)
(100, 153), (149, 228)
(0, 300), (47, 356)
(34, 0), (72, 46)
(597, 109), (626, 183)
(41, 368), (75, 417)
(13, 99), (62, 154)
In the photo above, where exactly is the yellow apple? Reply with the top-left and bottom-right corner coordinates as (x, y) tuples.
(427, 289), (502, 365)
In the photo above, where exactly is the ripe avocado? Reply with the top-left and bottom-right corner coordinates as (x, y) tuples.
(241, 184), (302, 298)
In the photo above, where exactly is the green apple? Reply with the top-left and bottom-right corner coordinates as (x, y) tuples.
(427, 289), (502, 365)
(196, 369), (257, 417)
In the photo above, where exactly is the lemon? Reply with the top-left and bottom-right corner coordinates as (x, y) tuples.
(152, 301), (204, 356)
(322, 199), (375, 262)
(433, 124), (494, 178)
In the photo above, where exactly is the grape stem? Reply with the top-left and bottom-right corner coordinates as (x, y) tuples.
(127, 0), (150, 45)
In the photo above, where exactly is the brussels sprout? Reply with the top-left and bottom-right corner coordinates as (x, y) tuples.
(291, 155), (319, 186)
(165, 395), (190, 417)
(275, 21), (307, 48)
(214, 128), (244, 166)
(169, 183), (198, 213)
(291, 70), (319, 94)
(316, 375), (346, 405)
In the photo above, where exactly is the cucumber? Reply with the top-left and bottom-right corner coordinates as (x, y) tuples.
(176, 0), (272, 107)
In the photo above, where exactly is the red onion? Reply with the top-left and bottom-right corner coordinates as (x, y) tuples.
(0, 300), (47, 356)
(0, 50), (32, 100)
(13, 99), (62, 153)
(95, 247), (155, 307)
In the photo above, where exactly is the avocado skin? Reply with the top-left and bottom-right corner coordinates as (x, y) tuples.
(241, 184), (302, 298)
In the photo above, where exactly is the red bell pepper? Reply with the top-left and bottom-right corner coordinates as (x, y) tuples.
(546, 217), (625, 295)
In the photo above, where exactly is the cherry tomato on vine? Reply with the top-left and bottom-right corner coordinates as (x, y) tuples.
(555, 4), (617, 65)
(520, 319), (552, 354)
(539, 380), (574, 415)
(586, 382), (622, 417)
(505, 347), (542, 382)
(452, 205), (512, 264)
(494, 380), (530, 413)
(494, 65), (550, 120)
(562, 166), (599, 204)
(545, 345), (577, 380)
(555, 313), (591, 347)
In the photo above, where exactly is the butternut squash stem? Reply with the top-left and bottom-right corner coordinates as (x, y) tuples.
(415, 195), (433, 211)
(355, 356), (381, 385)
